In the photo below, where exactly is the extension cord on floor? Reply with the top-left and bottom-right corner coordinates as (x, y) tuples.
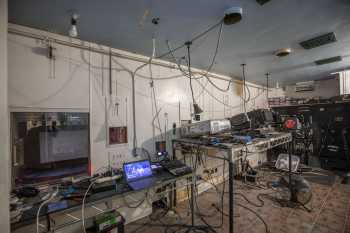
(95, 174), (122, 184)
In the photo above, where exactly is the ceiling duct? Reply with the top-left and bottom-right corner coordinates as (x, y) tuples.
(256, 0), (271, 5)
(300, 32), (337, 49)
(315, 56), (342, 65)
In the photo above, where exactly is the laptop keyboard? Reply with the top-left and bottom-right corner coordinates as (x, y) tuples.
(129, 177), (155, 190)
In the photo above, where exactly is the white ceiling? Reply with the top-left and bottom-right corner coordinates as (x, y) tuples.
(8, 0), (350, 86)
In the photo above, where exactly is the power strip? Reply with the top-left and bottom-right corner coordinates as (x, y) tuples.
(95, 175), (122, 184)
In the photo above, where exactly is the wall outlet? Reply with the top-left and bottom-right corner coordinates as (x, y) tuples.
(108, 151), (127, 169)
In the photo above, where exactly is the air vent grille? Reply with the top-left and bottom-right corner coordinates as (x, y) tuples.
(300, 32), (337, 49)
(315, 56), (342, 65)
(256, 0), (271, 5)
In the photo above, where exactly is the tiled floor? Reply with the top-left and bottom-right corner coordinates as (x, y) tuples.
(126, 171), (350, 233)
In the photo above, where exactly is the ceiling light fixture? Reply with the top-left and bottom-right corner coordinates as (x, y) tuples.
(274, 48), (291, 57)
(185, 41), (203, 116)
(193, 103), (203, 115)
(69, 13), (79, 38)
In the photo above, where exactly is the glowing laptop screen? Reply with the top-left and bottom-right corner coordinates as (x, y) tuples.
(123, 160), (152, 181)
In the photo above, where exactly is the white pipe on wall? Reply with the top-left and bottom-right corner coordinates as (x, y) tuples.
(0, 0), (10, 232)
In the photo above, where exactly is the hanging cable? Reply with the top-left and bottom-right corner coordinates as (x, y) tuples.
(242, 66), (251, 104)
(241, 64), (247, 113)
(157, 19), (224, 59)
(165, 41), (191, 78)
(186, 42), (196, 106)
(265, 73), (270, 109)
(166, 41), (210, 102)
(109, 48), (112, 95)
(131, 72), (137, 153)
(194, 78), (264, 110)
(166, 22), (232, 93)
(149, 38), (163, 139)
(241, 64), (252, 127)
(186, 42), (203, 115)
(202, 22), (232, 92)
(152, 20), (228, 117)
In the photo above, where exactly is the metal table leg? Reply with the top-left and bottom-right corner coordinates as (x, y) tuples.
(190, 168), (196, 227)
(229, 160), (234, 233)
(172, 141), (177, 208)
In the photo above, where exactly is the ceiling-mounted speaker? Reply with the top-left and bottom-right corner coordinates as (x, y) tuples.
(256, 0), (271, 5)
(224, 6), (243, 25)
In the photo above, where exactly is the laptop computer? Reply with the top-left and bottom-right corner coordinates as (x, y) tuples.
(123, 160), (156, 191)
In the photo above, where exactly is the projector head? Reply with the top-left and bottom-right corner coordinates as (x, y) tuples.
(224, 6), (243, 25)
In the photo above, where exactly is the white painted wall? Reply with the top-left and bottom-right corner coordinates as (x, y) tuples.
(269, 87), (285, 98)
(8, 24), (268, 176)
(0, 0), (10, 232)
(8, 31), (90, 111)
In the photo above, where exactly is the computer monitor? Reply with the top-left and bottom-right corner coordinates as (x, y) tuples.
(39, 130), (89, 163)
(11, 112), (89, 185)
(123, 160), (152, 182)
